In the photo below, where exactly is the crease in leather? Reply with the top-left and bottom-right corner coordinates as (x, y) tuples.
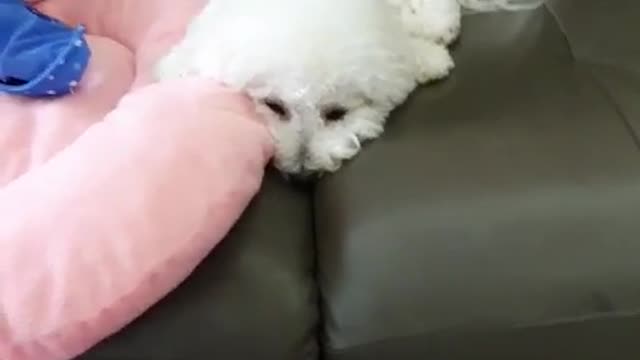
(581, 65), (640, 151)
(327, 309), (640, 355)
(545, 3), (640, 151)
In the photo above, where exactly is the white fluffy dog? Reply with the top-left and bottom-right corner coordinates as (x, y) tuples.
(155, 0), (539, 176)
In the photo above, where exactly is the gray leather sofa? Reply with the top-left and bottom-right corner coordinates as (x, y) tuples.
(79, 1), (640, 359)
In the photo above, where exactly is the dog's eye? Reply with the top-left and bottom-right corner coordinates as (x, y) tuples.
(263, 98), (289, 118)
(323, 106), (348, 122)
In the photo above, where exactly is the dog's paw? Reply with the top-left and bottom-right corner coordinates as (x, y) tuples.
(330, 132), (362, 165)
(412, 40), (455, 83)
(394, 0), (461, 45)
(306, 131), (361, 173)
(351, 117), (385, 141)
(427, 21), (461, 45)
(306, 108), (388, 172)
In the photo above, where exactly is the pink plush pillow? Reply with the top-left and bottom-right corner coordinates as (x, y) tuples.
(0, 1), (275, 359)
(0, 79), (273, 360)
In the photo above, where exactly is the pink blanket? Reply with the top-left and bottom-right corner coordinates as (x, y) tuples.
(0, 1), (274, 359)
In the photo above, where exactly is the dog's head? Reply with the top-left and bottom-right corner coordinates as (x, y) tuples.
(242, 55), (417, 177)
(160, 0), (420, 175)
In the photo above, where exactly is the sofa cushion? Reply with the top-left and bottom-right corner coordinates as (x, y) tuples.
(546, 0), (640, 137)
(316, 4), (640, 360)
(78, 171), (319, 360)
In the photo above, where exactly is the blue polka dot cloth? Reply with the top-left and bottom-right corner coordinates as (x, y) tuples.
(0, 0), (91, 98)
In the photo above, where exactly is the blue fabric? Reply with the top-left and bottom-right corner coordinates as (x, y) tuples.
(0, 0), (91, 97)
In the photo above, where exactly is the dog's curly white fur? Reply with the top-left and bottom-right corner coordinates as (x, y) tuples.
(155, 0), (515, 175)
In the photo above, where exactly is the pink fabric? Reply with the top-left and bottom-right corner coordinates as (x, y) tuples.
(0, 1), (274, 360)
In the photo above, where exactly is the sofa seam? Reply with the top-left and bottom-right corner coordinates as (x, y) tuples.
(581, 65), (640, 151)
(545, 3), (640, 151)
(543, 2), (575, 60)
(309, 183), (328, 360)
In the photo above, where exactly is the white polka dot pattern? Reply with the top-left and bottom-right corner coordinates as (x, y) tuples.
(0, 3), (91, 98)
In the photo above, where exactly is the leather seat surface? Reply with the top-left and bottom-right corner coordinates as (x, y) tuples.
(79, 172), (319, 360)
(316, 3), (640, 359)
